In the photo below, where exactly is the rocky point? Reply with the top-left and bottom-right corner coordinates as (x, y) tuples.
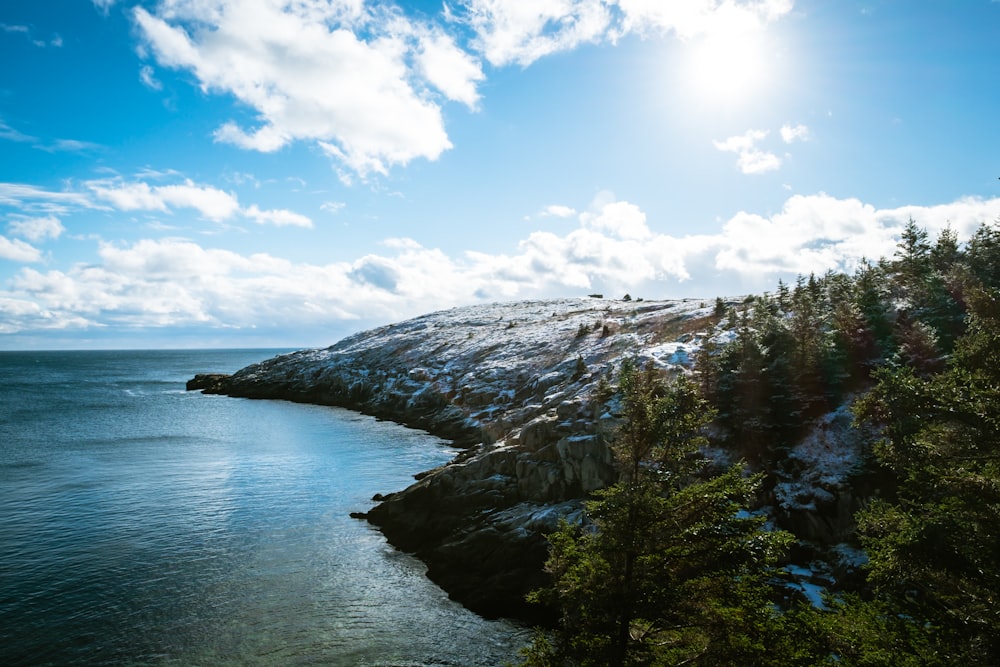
(189, 297), (872, 620)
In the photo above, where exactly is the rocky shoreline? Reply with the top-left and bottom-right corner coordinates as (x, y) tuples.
(187, 297), (871, 620)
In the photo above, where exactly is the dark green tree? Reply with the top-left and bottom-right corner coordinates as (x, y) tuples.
(966, 220), (1000, 289)
(519, 361), (793, 666)
(853, 286), (1000, 663)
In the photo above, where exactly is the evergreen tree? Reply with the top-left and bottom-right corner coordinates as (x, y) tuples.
(891, 220), (965, 351)
(854, 286), (1000, 663)
(931, 225), (960, 273)
(966, 220), (1000, 290)
(519, 361), (793, 666)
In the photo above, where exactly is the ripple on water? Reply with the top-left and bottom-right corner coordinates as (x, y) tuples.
(0, 350), (527, 666)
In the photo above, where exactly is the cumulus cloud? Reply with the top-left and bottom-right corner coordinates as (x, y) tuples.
(89, 179), (241, 221)
(127, 1), (796, 179)
(714, 128), (781, 174)
(243, 205), (313, 228)
(1, 177), (314, 232)
(7, 215), (65, 242)
(780, 123), (810, 143)
(541, 204), (578, 218)
(133, 1), (477, 179)
(581, 200), (651, 240)
(457, 0), (614, 67)
(455, 0), (794, 67)
(415, 29), (485, 107)
(7, 191), (997, 338)
(83, 177), (313, 227)
(0, 236), (41, 263)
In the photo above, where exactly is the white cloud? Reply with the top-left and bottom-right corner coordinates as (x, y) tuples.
(458, 0), (614, 67)
(0, 183), (98, 215)
(243, 205), (313, 228)
(7, 215), (65, 242)
(780, 122), (810, 143)
(1, 177), (314, 230)
(322, 201), (347, 214)
(8, 190), (998, 338)
(451, 0), (794, 69)
(541, 204), (577, 218)
(0, 119), (37, 144)
(89, 179), (242, 221)
(38, 138), (103, 153)
(91, 0), (117, 14)
(581, 200), (651, 240)
(1, 23), (62, 47)
(415, 30), (485, 107)
(713, 128), (781, 174)
(139, 64), (162, 90)
(1, 119), (100, 153)
(121, 0), (800, 181)
(618, 0), (794, 38)
(0, 236), (41, 262)
(133, 2), (463, 179)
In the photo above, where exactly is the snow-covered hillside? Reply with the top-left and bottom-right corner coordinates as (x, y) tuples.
(192, 296), (871, 619)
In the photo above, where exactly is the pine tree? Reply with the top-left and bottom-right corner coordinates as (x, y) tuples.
(966, 220), (1000, 289)
(853, 286), (1000, 663)
(519, 361), (793, 666)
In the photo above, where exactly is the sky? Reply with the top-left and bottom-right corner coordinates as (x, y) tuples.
(1, 0), (999, 349)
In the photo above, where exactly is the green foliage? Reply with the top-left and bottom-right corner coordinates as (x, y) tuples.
(696, 221), (1000, 458)
(853, 286), (1000, 663)
(772, 596), (944, 666)
(967, 220), (1000, 289)
(519, 361), (794, 666)
(518, 218), (1000, 665)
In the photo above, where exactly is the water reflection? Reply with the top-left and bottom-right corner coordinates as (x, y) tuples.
(0, 351), (527, 666)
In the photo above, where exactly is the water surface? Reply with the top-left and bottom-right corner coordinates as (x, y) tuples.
(0, 350), (526, 666)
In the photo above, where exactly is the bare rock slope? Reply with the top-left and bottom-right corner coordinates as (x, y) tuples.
(203, 298), (716, 618)
(199, 297), (870, 619)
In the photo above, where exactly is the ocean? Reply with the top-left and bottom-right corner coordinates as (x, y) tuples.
(0, 349), (526, 666)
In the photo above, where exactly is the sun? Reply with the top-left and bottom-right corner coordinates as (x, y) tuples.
(680, 25), (773, 106)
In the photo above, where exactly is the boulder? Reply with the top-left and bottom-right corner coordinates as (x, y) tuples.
(185, 373), (231, 392)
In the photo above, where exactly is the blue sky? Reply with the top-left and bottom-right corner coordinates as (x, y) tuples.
(2, 0), (999, 349)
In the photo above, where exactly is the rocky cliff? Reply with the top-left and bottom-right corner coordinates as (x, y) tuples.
(193, 297), (871, 619)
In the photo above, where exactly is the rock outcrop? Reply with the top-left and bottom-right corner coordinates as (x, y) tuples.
(186, 373), (231, 392)
(190, 297), (876, 619)
(193, 298), (719, 617)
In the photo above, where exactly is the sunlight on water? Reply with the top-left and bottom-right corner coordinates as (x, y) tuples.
(0, 350), (527, 666)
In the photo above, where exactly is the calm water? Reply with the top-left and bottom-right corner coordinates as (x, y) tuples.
(0, 350), (526, 666)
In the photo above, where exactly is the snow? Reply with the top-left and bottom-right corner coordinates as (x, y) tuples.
(773, 399), (867, 512)
(644, 341), (697, 369)
(224, 295), (881, 614)
(782, 564), (831, 608)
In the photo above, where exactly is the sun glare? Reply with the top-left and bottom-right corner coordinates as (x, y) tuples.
(681, 26), (772, 106)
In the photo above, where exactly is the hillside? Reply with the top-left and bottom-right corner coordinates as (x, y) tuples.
(192, 296), (869, 619)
